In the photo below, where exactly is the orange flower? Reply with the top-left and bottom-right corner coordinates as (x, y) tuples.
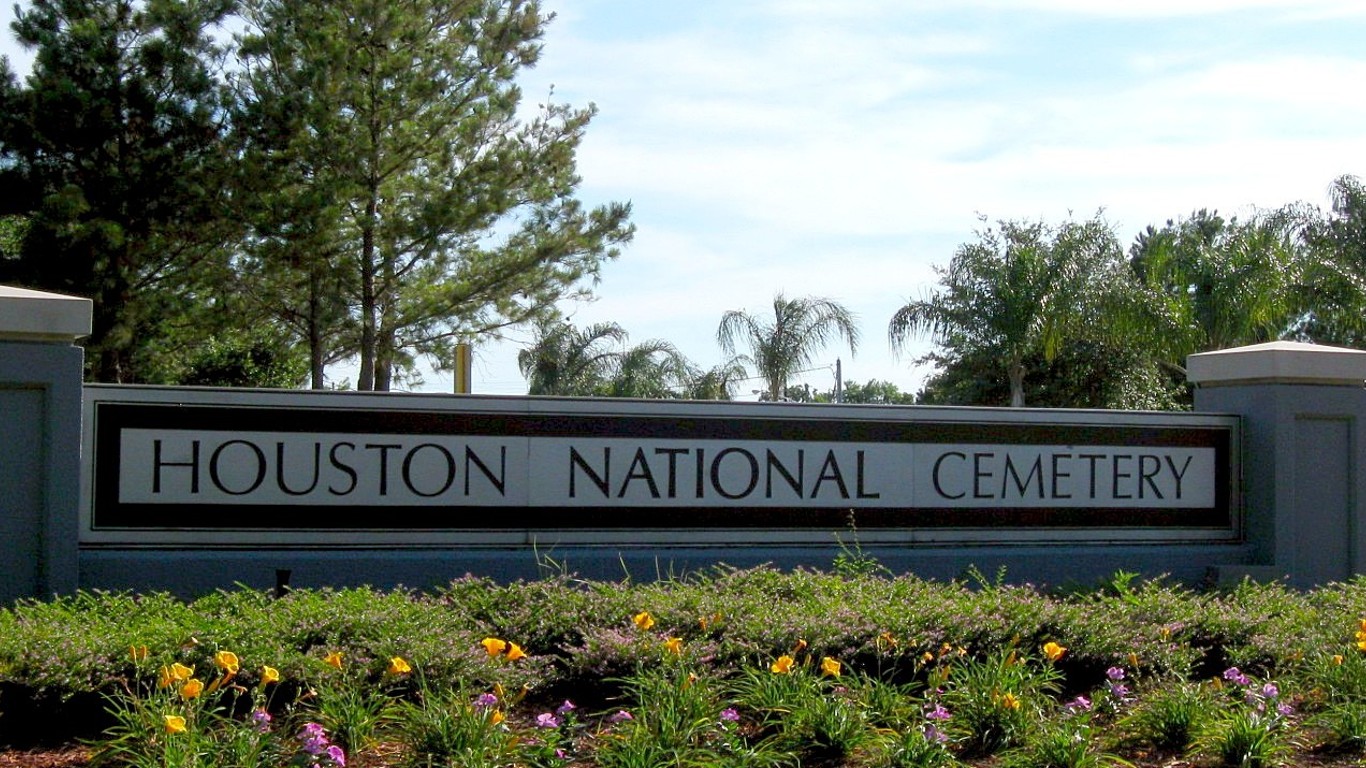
(1000, 692), (1021, 710)
(820, 657), (842, 678)
(261, 665), (281, 685)
(633, 612), (656, 631)
(129, 645), (149, 662)
(481, 638), (508, 657)
(388, 656), (412, 675)
(505, 643), (527, 662)
(770, 655), (795, 674)
(793, 639), (808, 653)
(664, 637), (684, 656)
(159, 663), (194, 688)
(323, 651), (343, 670)
(181, 678), (204, 700)
(921, 651), (935, 663)
(211, 650), (239, 675)
(491, 709), (506, 725)
(164, 715), (187, 734)
(1042, 642), (1066, 662)
(1333, 654), (1345, 665)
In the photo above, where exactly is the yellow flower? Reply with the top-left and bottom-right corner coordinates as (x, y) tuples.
(129, 645), (149, 662)
(388, 656), (412, 675)
(323, 651), (343, 670)
(1333, 654), (1345, 665)
(633, 612), (655, 631)
(481, 637), (508, 657)
(1128, 652), (1140, 669)
(181, 678), (204, 700)
(1358, 638), (1366, 652)
(877, 631), (897, 649)
(164, 715), (187, 734)
(770, 655), (795, 674)
(160, 662), (194, 688)
(491, 709), (506, 725)
(1000, 692), (1021, 710)
(921, 651), (935, 664)
(664, 637), (684, 656)
(793, 639), (808, 653)
(820, 657), (842, 678)
(1358, 618), (1366, 633)
(261, 665), (280, 685)
(505, 643), (527, 662)
(213, 650), (239, 674)
(1042, 642), (1066, 662)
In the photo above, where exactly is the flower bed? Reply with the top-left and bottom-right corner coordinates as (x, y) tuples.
(2, 566), (1366, 766)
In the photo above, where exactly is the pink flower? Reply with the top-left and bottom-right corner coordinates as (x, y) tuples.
(535, 712), (560, 729)
(608, 710), (633, 723)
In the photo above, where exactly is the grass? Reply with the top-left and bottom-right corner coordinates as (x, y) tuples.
(2, 566), (1366, 766)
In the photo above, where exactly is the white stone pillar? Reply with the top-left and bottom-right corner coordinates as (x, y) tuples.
(0, 286), (91, 603)
(1189, 341), (1366, 587)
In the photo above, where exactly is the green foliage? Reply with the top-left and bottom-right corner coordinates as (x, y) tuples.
(891, 215), (1126, 407)
(1116, 681), (1212, 753)
(940, 648), (1063, 756)
(717, 292), (860, 402)
(392, 685), (517, 768)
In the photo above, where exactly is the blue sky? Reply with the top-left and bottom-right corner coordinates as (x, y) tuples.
(5, 1), (1366, 397)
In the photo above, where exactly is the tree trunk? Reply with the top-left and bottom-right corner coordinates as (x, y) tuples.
(1008, 359), (1026, 407)
(357, 195), (378, 391)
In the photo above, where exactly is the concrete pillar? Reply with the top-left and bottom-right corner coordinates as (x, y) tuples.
(0, 285), (91, 604)
(1190, 341), (1366, 588)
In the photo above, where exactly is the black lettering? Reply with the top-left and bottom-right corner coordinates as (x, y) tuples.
(766, 449), (804, 498)
(619, 448), (661, 498)
(465, 446), (506, 496)
(655, 448), (689, 498)
(276, 442), (321, 496)
(1112, 454), (1134, 499)
(1051, 453), (1072, 499)
(1002, 453), (1044, 499)
(364, 443), (402, 496)
(328, 442), (358, 496)
(856, 450), (880, 499)
(932, 452), (966, 499)
(973, 452), (995, 499)
(152, 439), (200, 494)
(1138, 454), (1163, 499)
(1165, 454), (1194, 499)
(209, 440), (266, 496)
(402, 443), (456, 498)
(1080, 454), (1105, 499)
(811, 450), (850, 499)
(711, 448), (759, 500)
(569, 447), (611, 498)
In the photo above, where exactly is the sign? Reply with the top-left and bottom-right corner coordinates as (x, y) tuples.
(82, 388), (1238, 546)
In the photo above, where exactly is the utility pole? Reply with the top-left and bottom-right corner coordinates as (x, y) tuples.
(835, 358), (843, 403)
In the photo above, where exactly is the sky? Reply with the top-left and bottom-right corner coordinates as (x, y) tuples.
(4, 0), (1366, 399)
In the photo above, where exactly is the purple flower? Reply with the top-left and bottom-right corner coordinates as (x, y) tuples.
(720, 707), (740, 723)
(1106, 666), (1126, 681)
(1223, 667), (1251, 686)
(474, 693), (498, 708)
(555, 748), (567, 759)
(300, 722), (327, 740)
(608, 710), (633, 723)
(326, 744), (346, 767)
(924, 725), (948, 743)
(252, 709), (272, 732)
(1276, 702), (1293, 716)
(535, 713), (560, 729)
(925, 703), (951, 721)
(556, 700), (577, 716)
(1110, 683), (1130, 698)
(1262, 682), (1279, 699)
(1065, 695), (1092, 712)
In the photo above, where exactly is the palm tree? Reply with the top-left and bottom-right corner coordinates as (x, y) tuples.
(1296, 175), (1366, 346)
(517, 320), (627, 395)
(717, 293), (860, 401)
(1126, 209), (1304, 373)
(889, 217), (1123, 407)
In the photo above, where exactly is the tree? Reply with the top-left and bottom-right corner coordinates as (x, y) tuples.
(889, 216), (1124, 407)
(812, 379), (916, 405)
(1296, 175), (1366, 346)
(716, 293), (860, 402)
(1124, 209), (1304, 373)
(518, 320), (627, 396)
(233, 0), (633, 391)
(681, 360), (746, 400)
(0, 0), (242, 382)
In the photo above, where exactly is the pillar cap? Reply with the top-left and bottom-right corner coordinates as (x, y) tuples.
(0, 285), (93, 343)
(1187, 341), (1366, 387)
